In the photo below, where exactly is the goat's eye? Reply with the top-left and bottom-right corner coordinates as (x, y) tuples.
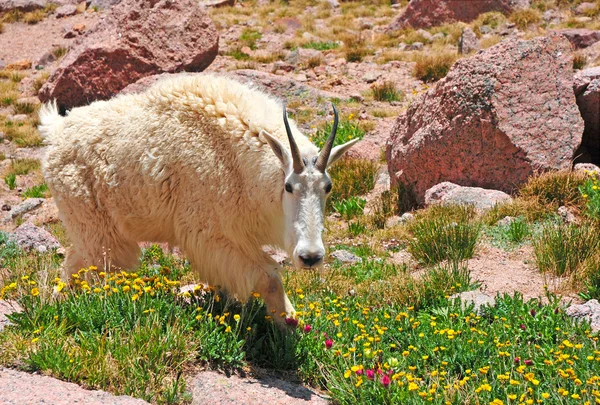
(285, 183), (293, 193)
(325, 183), (332, 193)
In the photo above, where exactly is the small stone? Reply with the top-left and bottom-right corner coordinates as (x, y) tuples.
(362, 71), (381, 83)
(3, 198), (44, 222)
(1, 204), (11, 211)
(416, 29), (433, 42)
(459, 27), (480, 54)
(55, 4), (77, 17)
(273, 61), (294, 72)
(327, 0), (339, 8)
(558, 206), (578, 224)
(575, 2), (596, 15)
(479, 25), (492, 34)
(331, 250), (362, 264)
(449, 290), (495, 314)
(409, 42), (424, 51)
(496, 216), (516, 227)
(349, 93), (363, 102)
(566, 299), (600, 332)
(400, 212), (414, 222)
(575, 163), (600, 175)
(8, 114), (27, 122)
(431, 32), (445, 41)
(72, 23), (86, 33)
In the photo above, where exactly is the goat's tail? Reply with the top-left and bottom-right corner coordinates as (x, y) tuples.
(38, 100), (64, 144)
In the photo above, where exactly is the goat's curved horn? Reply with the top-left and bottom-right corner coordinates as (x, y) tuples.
(315, 103), (338, 172)
(283, 104), (305, 174)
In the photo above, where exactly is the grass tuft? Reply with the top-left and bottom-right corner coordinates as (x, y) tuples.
(328, 158), (377, 204)
(413, 52), (458, 82)
(533, 220), (600, 276)
(408, 204), (481, 266)
(509, 8), (541, 29)
(371, 80), (403, 102)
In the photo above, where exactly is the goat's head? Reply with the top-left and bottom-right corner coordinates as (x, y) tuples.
(263, 104), (359, 269)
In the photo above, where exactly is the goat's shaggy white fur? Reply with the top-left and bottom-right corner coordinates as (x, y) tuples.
(39, 73), (320, 321)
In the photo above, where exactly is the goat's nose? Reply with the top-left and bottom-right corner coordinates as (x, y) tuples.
(300, 254), (322, 267)
(299, 253), (323, 268)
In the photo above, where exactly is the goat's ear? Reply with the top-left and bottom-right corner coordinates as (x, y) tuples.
(326, 138), (360, 168)
(262, 130), (291, 168)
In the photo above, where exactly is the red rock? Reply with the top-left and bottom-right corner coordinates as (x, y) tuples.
(388, 0), (530, 30)
(574, 67), (600, 163)
(39, 0), (219, 110)
(557, 29), (600, 49)
(386, 34), (583, 203)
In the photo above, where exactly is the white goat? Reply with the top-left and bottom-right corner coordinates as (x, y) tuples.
(38, 73), (358, 326)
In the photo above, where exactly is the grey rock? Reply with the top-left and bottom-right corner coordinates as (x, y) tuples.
(362, 71), (381, 83)
(496, 216), (516, 227)
(459, 27), (481, 54)
(327, 0), (339, 8)
(8, 222), (61, 253)
(331, 250), (362, 264)
(401, 212), (414, 222)
(0, 0), (44, 12)
(449, 290), (495, 314)
(0, 300), (21, 333)
(479, 25), (492, 34)
(558, 206), (578, 224)
(425, 182), (512, 210)
(3, 198), (44, 222)
(575, 2), (596, 15)
(409, 42), (424, 51)
(566, 299), (600, 332)
(88, 0), (121, 9)
(575, 163), (600, 174)
(416, 29), (433, 42)
(431, 32), (446, 41)
(55, 4), (77, 17)
(7, 114), (27, 122)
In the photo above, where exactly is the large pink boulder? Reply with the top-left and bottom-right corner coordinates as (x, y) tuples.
(38, 0), (219, 109)
(386, 34), (584, 203)
(387, 0), (530, 30)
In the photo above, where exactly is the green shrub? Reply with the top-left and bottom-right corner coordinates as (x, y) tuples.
(301, 41), (339, 51)
(579, 171), (600, 221)
(333, 196), (366, 220)
(22, 183), (49, 198)
(371, 80), (403, 102)
(533, 221), (600, 276)
(239, 28), (262, 50)
(4, 173), (16, 190)
(408, 204), (481, 265)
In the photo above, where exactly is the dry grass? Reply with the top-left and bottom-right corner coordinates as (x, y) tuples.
(509, 8), (542, 29)
(480, 35), (502, 49)
(472, 11), (506, 35)
(341, 33), (371, 63)
(413, 52), (458, 82)
(519, 169), (586, 209)
(375, 49), (410, 64)
(574, 52), (587, 70)
(0, 119), (43, 147)
(32, 72), (50, 95)
(253, 51), (285, 64)
(22, 9), (46, 24)
(371, 81), (403, 102)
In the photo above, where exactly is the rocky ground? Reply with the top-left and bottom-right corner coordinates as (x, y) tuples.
(1, 0), (600, 402)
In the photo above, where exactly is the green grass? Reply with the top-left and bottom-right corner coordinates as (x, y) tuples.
(4, 173), (16, 190)
(312, 117), (365, 150)
(327, 158), (377, 205)
(301, 41), (340, 51)
(239, 28), (262, 50)
(22, 183), (50, 199)
(579, 171), (600, 221)
(408, 205), (481, 266)
(371, 81), (403, 103)
(532, 220), (600, 277)
(333, 196), (366, 220)
(486, 217), (531, 250)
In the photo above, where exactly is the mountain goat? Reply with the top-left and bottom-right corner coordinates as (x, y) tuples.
(38, 73), (359, 326)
